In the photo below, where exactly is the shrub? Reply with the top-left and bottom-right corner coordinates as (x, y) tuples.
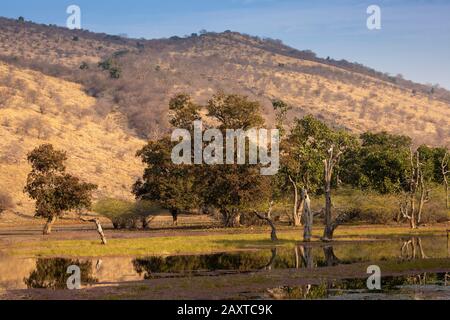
(0, 143), (24, 164)
(0, 192), (14, 213)
(79, 62), (89, 70)
(93, 198), (162, 229)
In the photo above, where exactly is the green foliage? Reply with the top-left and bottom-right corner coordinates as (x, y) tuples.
(79, 62), (89, 70)
(133, 138), (200, 216)
(24, 258), (97, 289)
(417, 145), (448, 184)
(206, 92), (264, 130)
(200, 93), (271, 226)
(281, 115), (356, 194)
(98, 58), (122, 79)
(341, 132), (412, 194)
(169, 94), (202, 129)
(94, 198), (162, 229)
(24, 144), (97, 219)
(272, 99), (291, 137)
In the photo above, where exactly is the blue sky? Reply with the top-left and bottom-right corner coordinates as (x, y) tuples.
(1, 0), (449, 89)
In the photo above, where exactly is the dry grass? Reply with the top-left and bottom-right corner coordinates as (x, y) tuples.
(0, 62), (145, 214)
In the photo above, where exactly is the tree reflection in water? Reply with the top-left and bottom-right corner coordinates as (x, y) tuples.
(400, 237), (428, 260)
(24, 258), (98, 289)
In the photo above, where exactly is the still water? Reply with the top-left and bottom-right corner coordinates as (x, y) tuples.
(0, 236), (449, 299)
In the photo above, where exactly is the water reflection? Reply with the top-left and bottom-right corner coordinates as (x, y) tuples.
(401, 237), (428, 260)
(266, 273), (450, 300)
(24, 258), (98, 289)
(0, 236), (447, 292)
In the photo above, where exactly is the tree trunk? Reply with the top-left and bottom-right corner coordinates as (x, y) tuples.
(80, 217), (107, 245)
(441, 152), (449, 209)
(323, 246), (339, 266)
(262, 248), (278, 270)
(254, 203), (278, 242)
(43, 216), (57, 235)
(171, 209), (179, 226)
(445, 181), (449, 210)
(298, 245), (314, 269)
(302, 189), (313, 242)
(142, 216), (155, 229)
(289, 175), (302, 227)
(323, 158), (334, 241)
(222, 209), (241, 228)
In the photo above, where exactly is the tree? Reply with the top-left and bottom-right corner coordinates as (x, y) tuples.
(198, 93), (269, 227)
(441, 151), (449, 209)
(272, 99), (291, 137)
(322, 130), (358, 241)
(342, 132), (411, 194)
(133, 138), (199, 225)
(254, 201), (278, 241)
(24, 144), (98, 236)
(281, 115), (333, 226)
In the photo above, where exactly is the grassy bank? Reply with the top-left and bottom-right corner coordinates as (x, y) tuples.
(6, 224), (448, 258)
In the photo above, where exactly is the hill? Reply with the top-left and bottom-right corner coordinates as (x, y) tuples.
(0, 17), (449, 214)
(1, 18), (448, 146)
(0, 62), (144, 214)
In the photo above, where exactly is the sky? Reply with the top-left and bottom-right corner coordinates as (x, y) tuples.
(1, 0), (449, 89)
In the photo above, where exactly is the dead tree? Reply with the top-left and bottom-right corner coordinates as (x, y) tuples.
(302, 189), (313, 242)
(399, 150), (429, 229)
(400, 237), (427, 260)
(80, 217), (107, 245)
(441, 152), (449, 209)
(322, 146), (344, 242)
(254, 201), (278, 242)
(288, 175), (303, 227)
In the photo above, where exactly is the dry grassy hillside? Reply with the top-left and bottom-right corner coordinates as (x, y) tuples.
(118, 32), (449, 146)
(0, 18), (448, 147)
(0, 17), (135, 69)
(0, 62), (144, 215)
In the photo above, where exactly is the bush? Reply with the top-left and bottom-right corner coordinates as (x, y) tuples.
(93, 198), (162, 229)
(311, 187), (449, 225)
(0, 192), (14, 213)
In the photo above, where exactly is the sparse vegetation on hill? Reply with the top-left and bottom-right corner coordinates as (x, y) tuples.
(0, 17), (448, 146)
(0, 62), (144, 214)
(0, 191), (14, 213)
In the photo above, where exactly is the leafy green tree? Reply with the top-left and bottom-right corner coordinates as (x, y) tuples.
(198, 93), (270, 227)
(24, 144), (97, 235)
(272, 99), (292, 137)
(342, 132), (412, 194)
(280, 115), (335, 226)
(417, 145), (449, 208)
(133, 138), (200, 225)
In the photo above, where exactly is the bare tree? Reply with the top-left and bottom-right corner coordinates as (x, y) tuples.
(441, 152), (449, 209)
(80, 216), (107, 245)
(254, 201), (278, 242)
(288, 175), (303, 227)
(399, 150), (429, 229)
(302, 189), (313, 242)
